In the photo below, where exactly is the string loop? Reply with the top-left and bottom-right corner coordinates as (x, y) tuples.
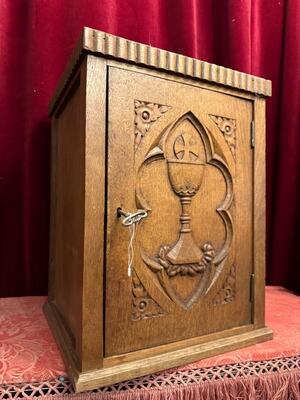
(117, 208), (148, 276)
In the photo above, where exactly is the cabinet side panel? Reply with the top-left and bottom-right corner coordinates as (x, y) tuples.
(50, 75), (85, 353)
(48, 117), (58, 302)
(253, 98), (266, 327)
(81, 56), (107, 370)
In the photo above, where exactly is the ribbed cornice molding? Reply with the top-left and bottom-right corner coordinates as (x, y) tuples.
(49, 27), (271, 114)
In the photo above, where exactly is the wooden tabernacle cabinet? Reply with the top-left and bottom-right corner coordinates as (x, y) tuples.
(44, 27), (273, 392)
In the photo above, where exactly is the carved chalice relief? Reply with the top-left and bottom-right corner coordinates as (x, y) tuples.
(159, 131), (210, 276)
(140, 112), (232, 309)
(150, 124), (216, 281)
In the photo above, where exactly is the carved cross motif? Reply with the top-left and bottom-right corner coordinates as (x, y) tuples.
(174, 133), (199, 161)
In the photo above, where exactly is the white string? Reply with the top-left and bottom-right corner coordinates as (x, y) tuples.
(127, 223), (136, 277)
(120, 209), (147, 277)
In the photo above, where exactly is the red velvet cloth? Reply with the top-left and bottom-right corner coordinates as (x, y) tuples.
(0, 1), (299, 296)
(1, 287), (300, 385)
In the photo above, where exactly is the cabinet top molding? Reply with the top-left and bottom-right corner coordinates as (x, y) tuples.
(49, 27), (272, 114)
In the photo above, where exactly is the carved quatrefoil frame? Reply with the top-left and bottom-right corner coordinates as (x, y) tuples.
(134, 111), (234, 310)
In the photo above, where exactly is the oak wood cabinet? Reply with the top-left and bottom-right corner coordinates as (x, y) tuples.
(44, 27), (273, 392)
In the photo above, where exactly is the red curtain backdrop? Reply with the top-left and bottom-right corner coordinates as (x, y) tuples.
(0, 0), (299, 297)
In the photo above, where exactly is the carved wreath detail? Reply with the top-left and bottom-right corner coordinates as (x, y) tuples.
(209, 115), (236, 158)
(134, 100), (170, 151)
(131, 271), (165, 321)
(213, 264), (236, 305)
(156, 242), (215, 277)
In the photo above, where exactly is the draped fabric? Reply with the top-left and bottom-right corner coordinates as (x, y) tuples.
(1, 287), (300, 399)
(0, 0), (299, 296)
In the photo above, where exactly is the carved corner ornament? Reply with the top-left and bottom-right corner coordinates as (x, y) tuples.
(134, 100), (170, 150)
(131, 271), (165, 321)
(213, 264), (236, 305)
(209, 115), (236, 158)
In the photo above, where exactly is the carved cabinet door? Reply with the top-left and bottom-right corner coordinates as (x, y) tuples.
(105, 66), (254, 357)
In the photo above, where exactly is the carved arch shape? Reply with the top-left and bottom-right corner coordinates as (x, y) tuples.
(137, 111), (234, 309)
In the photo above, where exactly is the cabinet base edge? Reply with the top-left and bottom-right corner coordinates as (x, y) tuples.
(44, 300), (273, 392)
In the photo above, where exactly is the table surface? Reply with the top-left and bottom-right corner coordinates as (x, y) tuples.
(0, 286), (299, 385)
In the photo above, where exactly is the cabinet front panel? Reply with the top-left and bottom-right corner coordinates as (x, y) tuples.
(105, 67), (253, 356)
